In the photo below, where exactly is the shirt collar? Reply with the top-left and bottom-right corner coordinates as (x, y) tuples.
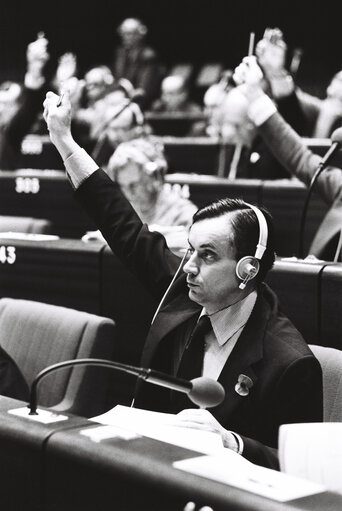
(201, 290), (258, 346)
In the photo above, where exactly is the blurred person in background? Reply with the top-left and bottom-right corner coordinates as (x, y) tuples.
(84, 137), (197, 251)
(0, 32), (50, 169)
(151, 75), (202, 114)
(234, 55), (342, 261)
(255, 27), (342, 137)
(90, 94), (151, 169)
(112, 17), (164, 108)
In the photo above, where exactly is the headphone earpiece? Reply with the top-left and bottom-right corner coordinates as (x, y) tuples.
(236, 256), (260, 290)
(235, 203), (268, 290)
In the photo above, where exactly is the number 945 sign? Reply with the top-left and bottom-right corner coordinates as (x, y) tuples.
(0, 246), (16, 264)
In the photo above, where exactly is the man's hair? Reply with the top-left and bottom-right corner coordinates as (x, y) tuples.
(192, 198), (276, 282)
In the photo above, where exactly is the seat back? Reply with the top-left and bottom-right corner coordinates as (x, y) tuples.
(0, 215), (52, 234)
(0, 298), (116, 417)
(309, 344), (342, 422)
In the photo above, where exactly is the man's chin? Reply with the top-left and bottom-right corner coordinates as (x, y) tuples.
(188, 288), (202, 305)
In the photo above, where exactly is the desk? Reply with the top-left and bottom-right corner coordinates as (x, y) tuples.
(166, 175), (329, 257)
(18, 134), (65, 170)
(0, 396), (90, 511)
(145, 111), (206, 137)
(0, 170), (95, 238)
(44, 423), (342, 511)
(0, 396), (341, 511)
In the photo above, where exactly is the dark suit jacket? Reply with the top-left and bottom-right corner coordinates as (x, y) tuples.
(112, 44), (163, 108)
(75, 169), (323, 469)
(0, 345), (29, 400)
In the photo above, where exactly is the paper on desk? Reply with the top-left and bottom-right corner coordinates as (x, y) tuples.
(0, 232), (59, 241)
(173, 450), (326, 502)
(91, 405), (224, 454)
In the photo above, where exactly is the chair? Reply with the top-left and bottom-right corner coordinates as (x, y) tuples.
(0, 215), (52, 234)
(309, 344), (342, 421)
(0, 297), (116, 417)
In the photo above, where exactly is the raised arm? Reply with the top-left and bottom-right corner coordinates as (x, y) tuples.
(43, 91), (180, 298)
(233, 56), (342, 205)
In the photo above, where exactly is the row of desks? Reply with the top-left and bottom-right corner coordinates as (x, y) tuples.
(0, 170), (329, 257)
(1, 395), (341, 511)
(0, 237), (340, 390)
(17, 134), (342, 174)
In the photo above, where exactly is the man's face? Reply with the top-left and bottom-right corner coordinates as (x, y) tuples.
(161, 78), (187, 110)
(119, 20), (144, 49)
(183, 214), (241, 314)
(116, 162), (158, 215)
(85, 69), (108, 102)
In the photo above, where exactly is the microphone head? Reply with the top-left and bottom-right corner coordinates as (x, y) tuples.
(331, 127), (342, 145)
(189, 377), (225, 408)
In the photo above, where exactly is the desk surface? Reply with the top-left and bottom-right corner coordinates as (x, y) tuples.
(45, 422), (342, 511)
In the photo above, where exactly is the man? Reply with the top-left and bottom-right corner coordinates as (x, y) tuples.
(151, 75), (201, 114)
(112, 18), (163, 108)
(255, 27), (342, 138)
(0, 33), (50, 169)
(234, 56), (342, 261)
(43, 90), (323, 470)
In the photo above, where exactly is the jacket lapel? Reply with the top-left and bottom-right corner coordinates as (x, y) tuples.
(141, 277), (201, 368)
(212, 287), (271, 421)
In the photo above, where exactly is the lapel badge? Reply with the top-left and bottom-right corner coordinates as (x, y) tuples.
(235, 374), (253, 396)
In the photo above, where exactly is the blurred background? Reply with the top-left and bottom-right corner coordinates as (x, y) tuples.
(1, 0), (341, 98)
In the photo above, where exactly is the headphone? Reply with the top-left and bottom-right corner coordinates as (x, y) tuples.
(235, 204), (268, 290)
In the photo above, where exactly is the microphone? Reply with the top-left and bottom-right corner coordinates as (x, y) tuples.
(318, 127), (342, 168)
(28, 358), (225, 415)
(298, 127), (342, 258)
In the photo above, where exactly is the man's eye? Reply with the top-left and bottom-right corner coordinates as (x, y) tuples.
(202, 251), (215, 262)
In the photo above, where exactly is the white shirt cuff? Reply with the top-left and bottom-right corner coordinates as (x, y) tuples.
(64, 148), (99, 189)
(248, 94), (277, 127)
(230, 432), (244, 455)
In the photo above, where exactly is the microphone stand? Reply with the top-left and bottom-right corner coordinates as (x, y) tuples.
(298, 162), (326, 259)
(28, 358), (224, 415)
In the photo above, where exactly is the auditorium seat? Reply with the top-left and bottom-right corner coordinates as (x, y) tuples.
(309, 344), (342, 422)
(320, 264), (342, 350)
(0, 215), (52, 234)
(265, 258), (326, 345)
(0, 298), (116, 417)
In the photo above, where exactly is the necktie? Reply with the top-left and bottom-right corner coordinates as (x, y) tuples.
(177, 315), (212, 382)
(171, 315), (212, 412)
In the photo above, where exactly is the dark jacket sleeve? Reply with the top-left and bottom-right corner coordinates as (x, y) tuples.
(258, 111), (342, 206)
(0, 346), (29, 401)
(75, 169), (181, 299)
(241, 354), (323, 470)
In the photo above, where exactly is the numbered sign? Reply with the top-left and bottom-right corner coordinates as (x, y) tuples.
(0, 246), (16, 264)
(15, 177), (40, 194)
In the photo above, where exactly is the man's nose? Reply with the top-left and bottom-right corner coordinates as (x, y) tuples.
(183, 253), (199, 275)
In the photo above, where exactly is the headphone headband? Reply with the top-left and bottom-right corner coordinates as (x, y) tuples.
(245, 203), (268, 259)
